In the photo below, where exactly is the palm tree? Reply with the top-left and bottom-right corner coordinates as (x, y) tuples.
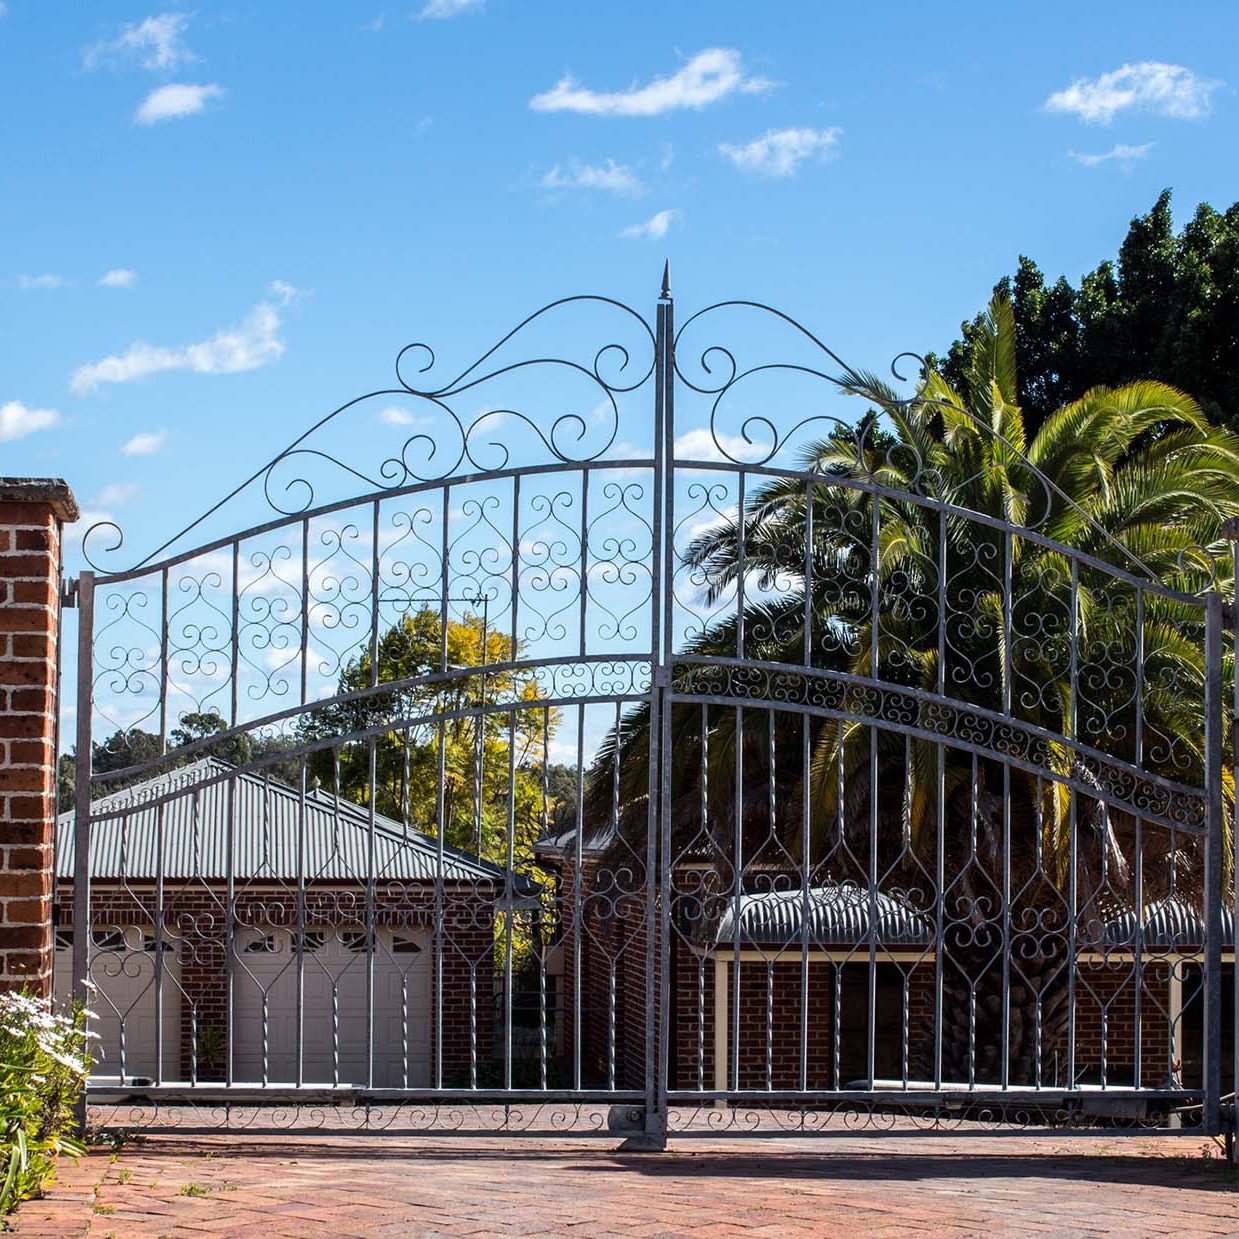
(591, 295), (1239, 1085)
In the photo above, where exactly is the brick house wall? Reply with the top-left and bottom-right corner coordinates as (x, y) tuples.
(0, 480), (78, 995)
(1074, 958), (1189, 1089)
(55, 880), (496, 1082)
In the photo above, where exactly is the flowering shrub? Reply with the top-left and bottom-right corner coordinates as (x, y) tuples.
(0, 991), (91, 1215)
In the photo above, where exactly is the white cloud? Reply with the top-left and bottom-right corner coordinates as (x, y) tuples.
(269, 279), (310, 306)
(85, 12), (197, 72)
(0, 5), (8, 19)
(674, 427), (762, 463)
(378, 405), (432, 427)
(719, 126), (841, 177)
(416, 0), (483, 17)
(98, 267), (139, 288)
(619, 209), (681, 240)
(541, 159), (642, 195)
(17, 274), (67, 290)
(95, 482), (141, 507)
(72, 302), (283, 396)
(530, 47), (773, 117)
(0, 400), (61, 443)
(120, 430), (167, 456)
(135, 82), (224, 124)
(364, 15), (385, 31)
(1045, 62), (1220, 124)
(1070, 142), (1154, 167)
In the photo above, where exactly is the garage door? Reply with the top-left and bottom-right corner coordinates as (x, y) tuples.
(232, 926), (432, 1087)
(54, 926), (183, 1084)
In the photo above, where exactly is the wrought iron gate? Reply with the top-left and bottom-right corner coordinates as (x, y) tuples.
(69, 273), (1234, 1140)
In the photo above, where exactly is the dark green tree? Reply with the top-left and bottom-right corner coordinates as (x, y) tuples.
(936, 191), (1239, 433)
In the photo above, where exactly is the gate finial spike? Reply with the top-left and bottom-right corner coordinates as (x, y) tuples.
(660, 259), (671, 300)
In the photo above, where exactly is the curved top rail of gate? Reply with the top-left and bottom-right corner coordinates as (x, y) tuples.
(75, 280), (1232, 825)
(80, 294), (659, 578)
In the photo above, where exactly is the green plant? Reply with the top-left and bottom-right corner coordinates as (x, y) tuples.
(0, 990), (91, 1216)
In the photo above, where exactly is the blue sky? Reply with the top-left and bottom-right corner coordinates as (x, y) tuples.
(3, 0), (1238, 572)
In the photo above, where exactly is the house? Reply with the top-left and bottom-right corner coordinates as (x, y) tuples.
(540, 833), (1236, 1106)
(54, 757), (529, 1089)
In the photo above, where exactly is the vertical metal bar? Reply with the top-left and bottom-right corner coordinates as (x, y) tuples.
(540, 707), (550, 1090)
(731, 704), (743, 1093)
(578, 469), (589, 659)
(648, 279), (673, 1140)
(934, 509), (946, 1090)
(1133, 817), (1144, 1090)
(1001, 759), (1010, 1090)
(474, 600), (487, 856)
(1232, 540), (1239, 1158)
(699, 702), (709, 1092)
(300, 517), (310, 706)
(735, 472), (746, 660)
(434, 715), (446, 1090)
(968, 753), (978, 1089)
(366, 502), (383, 1091)
(365, 736), (377, 1089)
(296, 755), (307, 1087)
(230, 541), (240, 729)
(609, 699), (621, 1090)
(867, 723), (878, 1088)
(224, 768), (236, 1086)
(1034, 777), (1044, 1089)
(71, 573), (94, 1126)
(1134, 585), (1144, 768)
(157, 568), (169, 754)
(799, 712), (810, 1092)
(153, 800), (165, 1085)
(440, 487), (451, 673)
(573, 705), (585, 1091)
(867, 489), (880, 1084)
(503, 709), (516, 1091)
(330, 752), (342, 1087)
(1066, 558), (1079, 1089)
(1202, 590), (1223, 1134)
(766, 709), (776, 1092)
(803, 479), (814, 668)
(512, 473), (522, 658)
(870, 481), (880, 679)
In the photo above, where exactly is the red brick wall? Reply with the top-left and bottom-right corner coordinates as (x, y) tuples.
(671, 946), (935, 1092)
(0, 480), (77, 995)
(1074, 958), (1177, 1088)
(555, 855), (654, 1091)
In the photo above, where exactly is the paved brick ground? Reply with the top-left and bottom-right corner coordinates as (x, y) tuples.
(9, 1128), (1237, 1238)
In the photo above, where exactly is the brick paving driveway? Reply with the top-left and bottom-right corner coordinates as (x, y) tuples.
(10, 1129), (1237, 1239)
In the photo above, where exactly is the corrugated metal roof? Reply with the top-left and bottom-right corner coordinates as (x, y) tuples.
(56, 758), (519, 886)
(713, 884), (932, 947)
(1104, 899), (1235, 949)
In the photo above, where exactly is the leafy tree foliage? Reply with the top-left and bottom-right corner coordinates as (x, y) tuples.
(57, 713), (297, 811)
(935, 191), (1239, 433)
(297, 608), (563, 872)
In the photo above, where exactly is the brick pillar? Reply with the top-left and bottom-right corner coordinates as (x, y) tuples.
(0, 478), (79, 995)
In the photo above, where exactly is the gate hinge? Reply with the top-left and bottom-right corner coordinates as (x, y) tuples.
(60, 577), (79, 609)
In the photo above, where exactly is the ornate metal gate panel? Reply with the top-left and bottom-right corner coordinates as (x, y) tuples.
(70, 276), (1232, 1139)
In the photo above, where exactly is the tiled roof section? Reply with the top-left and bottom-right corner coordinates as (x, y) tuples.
(713, 884), (933, 948)
(1103, 899), (1235, 949)
(56, 758), (517, 885)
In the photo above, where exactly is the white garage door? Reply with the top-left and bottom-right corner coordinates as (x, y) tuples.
(54, 927), (183, 1084)
(232, 926), (432, 1087)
